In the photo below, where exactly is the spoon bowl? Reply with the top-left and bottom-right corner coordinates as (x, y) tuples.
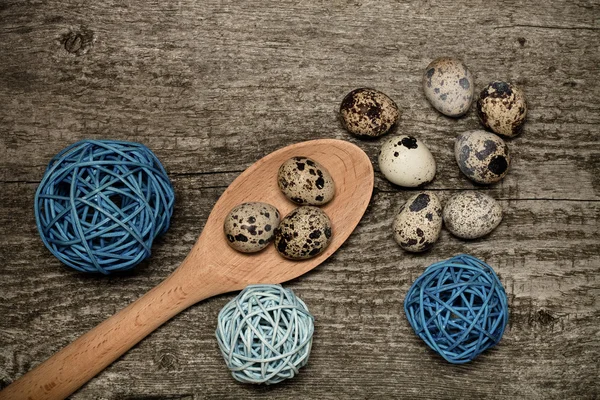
(183, 138), (374, 289)
(0, 139), (374, 400)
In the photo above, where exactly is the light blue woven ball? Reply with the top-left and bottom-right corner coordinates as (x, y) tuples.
(404, 254), (509, 364)
(216, 284), (315, 384)
(34, 139), (175, 274)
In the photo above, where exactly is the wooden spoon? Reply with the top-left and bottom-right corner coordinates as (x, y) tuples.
(0, 138), (374, 400)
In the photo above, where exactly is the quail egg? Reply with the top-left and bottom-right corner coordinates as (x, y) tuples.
(443, 192), (503, 239)
(340, 88), (400, 137)
(455, 130), (510, 184)
(224, 202), (281, 253)
(423, 57), (474, 117)
(378, 135), (436, 187)
(274, 206), (332, 260)
(278, 156), (335, 206)
(477, 81), (527, 137)
(393, 192), (443, 252)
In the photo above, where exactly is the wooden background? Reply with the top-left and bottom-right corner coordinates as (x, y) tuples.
(1, 0), (599, 398)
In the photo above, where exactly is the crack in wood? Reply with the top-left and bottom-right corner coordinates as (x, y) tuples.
(493, 24), (600, 31)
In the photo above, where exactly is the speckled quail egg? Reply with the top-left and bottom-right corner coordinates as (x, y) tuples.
(378, 135), (436, 187)
(278, 156), (335, 206)
(423, 57), (474, 117)
(393, 192), (443, 252)
(443, 192), (503, 239)
(455, 130), (510, 184)
(274, 206), (332, 260)
(339, 88), (400, 137)
(224, 202), (281, 253)
(477, 81), (527, 137)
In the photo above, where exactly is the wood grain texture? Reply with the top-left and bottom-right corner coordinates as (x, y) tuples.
(1, 0), (599, 399)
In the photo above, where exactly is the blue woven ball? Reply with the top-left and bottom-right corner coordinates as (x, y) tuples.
(34, 139), (175, 274)
(404, 254), (509, 364)
(216, 284), (314, 384)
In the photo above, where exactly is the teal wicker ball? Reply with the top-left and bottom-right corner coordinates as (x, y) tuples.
(34, 139), (175, 274)
(404, 254), (509, 364)
(216, 284), (314, 384)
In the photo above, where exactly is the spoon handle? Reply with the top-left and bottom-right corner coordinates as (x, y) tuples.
(0, 271), (222, 400)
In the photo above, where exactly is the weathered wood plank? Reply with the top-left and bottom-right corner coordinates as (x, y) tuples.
(0, 179), (598, 399)
(1, 0), (599, 398)
(1, 2), (599, 198)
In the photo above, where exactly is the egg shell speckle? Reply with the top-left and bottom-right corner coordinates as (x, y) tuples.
(423, 57), (474, 117)
(278, 156), (335, 206)
(455, 130), (511, 184)
(224, 202), (281, 253)
(378, 135), (436, 187)
(340, 88), (400, 137)
(393, 192), (443, 252)
(477, 81), (527, 137)
(274, 206), (332, 260)
(443, 192), (503, 239)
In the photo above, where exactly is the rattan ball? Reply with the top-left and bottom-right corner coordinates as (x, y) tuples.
(216, 284), (314, 384)
(404, 254), (509, 364)
(34, 139), (175, 274)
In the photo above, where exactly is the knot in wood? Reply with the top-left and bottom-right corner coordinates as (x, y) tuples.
(156, 352), (179, 371)
(62, 28), (95, 56)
